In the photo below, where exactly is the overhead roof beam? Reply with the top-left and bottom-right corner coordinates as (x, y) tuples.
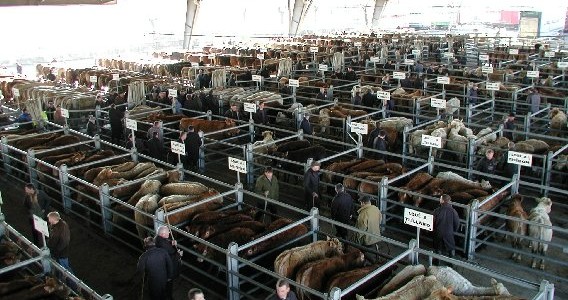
(371, 0), (388, 28)
(183, 0), (201, 50)
(289, 0), (312, 37)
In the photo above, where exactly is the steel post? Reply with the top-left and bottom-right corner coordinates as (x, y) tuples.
(27, 149), (37, 185)
(402, 125), (410, 165)
(94, 134), (101, 150)
(467, 200), (479, 260)
(1, 136), (12, 174)
(198, 131), (205, 172)
(227, 242), (240, 300)
(235, 182), (243, 210)
(310, 208), (319, 243)
(59, 164), (72, 213)
(176, 163), (185, 181)
(427, 154), (434, 174)
(246, 144), (254, 188)
(512, 174), (520, 195)
(329, 287), (341, 300)
(99, 183), (113, 234)
(154, 208), (165, 233)
(249, 119), (255, 144)
(408, 239), (418, 265)
(305, 158), (313, 173)
(543, 151), (553, 197)
(379, 177), (388, 231)
(466, 137), (476, 179)
(206, 110), (212, 121)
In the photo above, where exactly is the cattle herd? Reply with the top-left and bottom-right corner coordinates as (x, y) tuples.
(0, 31), (567, 299)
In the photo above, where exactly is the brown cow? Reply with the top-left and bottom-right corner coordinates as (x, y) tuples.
(326, 264), (397, 300)
(244, 220), (308, 257)
(507, 194), (528, 262)
(179, 118), (239, 137)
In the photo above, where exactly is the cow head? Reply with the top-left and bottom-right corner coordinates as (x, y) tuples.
(224, 119), (240, 137)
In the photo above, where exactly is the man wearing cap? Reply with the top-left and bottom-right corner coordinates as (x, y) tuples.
(254, 167), (279, 220)
(527, 88), (541, 114)
(224, 102), (242, 121)
(303, 161), (321, 210)
(185, 126), (202, 171)
(355, 196), (382, 264)
(330, 183), (354, 240)
(503, 113), (516, 141)
(300, 113), (313, 135)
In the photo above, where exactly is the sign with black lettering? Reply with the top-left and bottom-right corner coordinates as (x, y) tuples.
(257, 53), (264, 60)
(526, 70), (539, 78)
(171, 141), (186, 155)
(430, 98), (446, 109)
(244, 102), (256, 113)
(479, 54), (489, 61)
(289, 79), (299, 87)
(168, 89), (178, 98)
(228, 157), (247, 173)
(558, 62), (568, 68)
(370, 57), (381, 63)
(509, 49), (519, 55)
(354, 42), (362, 47)
(544, 51), (555, 58)
(89, 75), (97, 83)
(60, 108), (69, 118)
(310, 47), (319, 53)
(393, 72), (406, 80)
(437, 76), (450, 84)
(486, 82), (500, 91)
(125, 118), (137, 131)
(33, 215), (49, 237)
(421, 134), (442, 148)
(507, 151), (532, 167)
(404, 59), (415, 65)
(482, 66), (494, 74)
(112, 73), (119, 81)
(12, 88), (19, 97)
(404, 208), (433, 231)
(412, 49), (421, 56)
(252, 75), (262, 82)
(376, 91), (390, 100)
(350, 122), (368, 134)
(319, 64), (328, 71)
(443, 52), (454, 58)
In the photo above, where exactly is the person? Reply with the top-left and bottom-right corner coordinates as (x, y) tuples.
(46, 211), (73, 273)
(24, 184), (49, 246)
(373, 130), (388, 161)
(137, 237), (173, 300)
(147, 121), (161, 141)
(254, 102), (268, 125)
(224, 102), (242, 121)
(86, 115), (98, 137)
(501, 142), (519, 179)
(172, 96), (182, 114)
(415, 60), (424, 74)
(466, 83), (478, 106)
(228, 73), (236, 86)
(345, 67), (357, 81)
(185, 126), (202, 171)
(147, 131), (164, 161)
(46, 70), (56, 81)
(527, 88), (541, 114)
(355, 196), (382, 264)
(362, 89), (375, 108)
(184, 93), (203, 117)
(108, 103), (123, 145)
(475, 149), (497, 182)
(267, 279), (298, 300)
(303, 161), (321, 210)
(366, 126), (379, 149)
(300, 113), (312, 135)
(503, 112), (516, 141)
(45, 101), (56, 123)
(254, 167), (279, 220)
(187, 288), (205, 300)
(16, 63), (22, 75)
(125, 133), (135, 150)
(330, 184), (353, 240)
(380, 74), (391, 89)
(433, 194), (460, 264)
(53, 104), (65, 126)
(16, 108), (33, 129)
(315, 88), (327, 101)
(382, 97), (394, 118)
(155, 226), (181, 300)
(351, 91), (362, 106)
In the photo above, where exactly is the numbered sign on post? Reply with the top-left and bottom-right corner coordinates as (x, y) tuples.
(60, 108), (69, 118)
(310, 47), (319, 53)
(171, 141), (186, 155)
(244, 102), (256, 113)
(125, 118), (137, 131)
(509, 49), (519, 55)
(168, 89), (178, 98)
(260, 48), (267, 53)
(112, 73), (119, 81)
(354, 42), (362, 47)
(191, 62), (199, 67)
(33, 215), (50, 237)
(526, 71), (539, 78)
(486, 82), (500, 91)
(437, 76), (450, 84)
(392, 39), (399, 43)
(208, 54), (215, 59)
(479, 54), (489, 61)
(421, 134), (442, 148)
(430, 98), (446, 108)
(228, 157), (247, 173)
(507, 151), (532, 167)
(482, 66), (494, 74)
(89, 75), (97, 83)
(557, 62), (568, 68)
(404, 59), (415, 65)
(376, 91), (390, 100)
(443, 52), (454, 58)
(350, 122), (368, 134)
(318, 64), (328, 71)
(412, 49), (421, 56)
(289, 79), (299, 87)
(257, 53), (264, 60)
(12, 88), (19, 97)
(393, 72), (406, 80)
(404, 208), (433, 231)
(370, 57), (381, 63)
(252, 75), (262, 82)
(544, 51), (555, 58)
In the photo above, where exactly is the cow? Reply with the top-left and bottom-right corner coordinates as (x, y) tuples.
(274, 239), (343, 279)
(398, 172), (433, 204)
(179, 118), (240, 137)
(356, 275), (444, 300)
(296, 249), (365, 300)
(425, 287), (525, 300)
(427, 266), (510, 296)
(195, 227), (256, 264)
(198, 220), (264, 239)
(244, 220), (308, 258)
(326, 264), (397, 300)
(528, 197), (553, 270)
(276, 140), (311, 153)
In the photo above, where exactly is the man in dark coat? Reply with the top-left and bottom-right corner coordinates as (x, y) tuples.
(47, 211), (72, 273)
(147, 131), (164, 161)
(45, 101), (56, 123)
(300, 114), (312, 135)
(224, 102), (242, 121)
(344, 67), (357, 81)
(433, 194), (460, 264)
(503, 113), (516, 141)
(362, 90), (376, 108)
(155, 226), (181, 300)
(366, 127), (379, 149)
(108, 104), (123, 144)
(255, 167), (279, 220)
(315, 88), (328, 101)
(475, 149), (497, 182)
(267, 279), (298, 300)
(373, 130), (388, 161)
(86, 115), (98, 137)
(303, 161), (321, 210)
(185, 126), (202, 171)
(184, 94), (202, 117)
(254, 102), (268, 125)
(137, 237), (173, 300)
(330, 183), (354, 240)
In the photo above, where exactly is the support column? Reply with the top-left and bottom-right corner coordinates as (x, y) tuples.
(183, 0), (201, 49)
(289, 0), (312, 36)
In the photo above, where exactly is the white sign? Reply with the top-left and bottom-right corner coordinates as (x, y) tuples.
(479, 54), (489, 61)
(12, 88), (20, 97)
(557, 62), (568, 68)
(370, 56), (381, 63)
(310, 47), (319, 53)
(112, 73), (119, 81)
(404, 59), (415, 65)
(260, 48), (267, 53)
(257, 53), (264, 60)
(289, 79), (299, 87)
(191, 62), (199, 67)
(33, 215), (49, 237)
(343, 39), (352, 42)
(208, 54), (215, 59)
(421, 134), (442, 149)
(544, 51), (555, 58)
(526, 71), (539, 78)
(393, 72), (406, 80)
(354, 42), (362, 47)
(376, 91), (390, 100)
(244, 102), (256, 113)
(252, 75), (262, 82)
(228, 157), (247, 173)
(392, 39), (399, 43)
(412, 49), (421, 56)
(60, 108), (69, 118)
(430, 98), (446, 109)
(318, 64), (328, 71)
(486, 82), (500, 91)
(350, 122), (368, 134)
(482, 66), (494, 74)
(89, 75), (97, 83)
(443, 52), (454, 58)
(509, 49), (519, 55)
(168, 89), (178, 98)
(507, 151), (532, 167)
(171, 141), (186, 155)
(437, 76), (450, 84)
(125, 118), (137, 131)
(404, 208), (433, 231)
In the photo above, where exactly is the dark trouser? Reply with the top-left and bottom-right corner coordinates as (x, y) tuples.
(256, 200), (277, 222)
(433, 238), (455, 266)
(362, 243), (380, 264)
(304, 193), (319, 211)
(165, 280), (174, 300)
(335, 225), (348, 240)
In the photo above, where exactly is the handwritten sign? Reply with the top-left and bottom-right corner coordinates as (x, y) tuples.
(191, 62), (199, 67)
(354, 42), (362, 47)
(376, 91), (390, 100)
(509, 49), (519, 55)
(310, 47), (319, 53)
(89, 75), (97, 83)
(168, 89), (178, 98)
(392, 39), (399, 43)
(208, 54), (215, 59)
(479, 54), (489, 61)
(421, 134), (442, 148)
(393, 72), (406, 80)
(482, 66), (494, 74)
(430, 98), (446, 109)
(404, 208), (433, 231)
(507, 151), (532, 167)
(526, 71), (539, 78)
(544, 51), (555, 58)
(557, 62), (568, 68)
(252, 75), (262, 82)
(125, 118), (137, 131)
(412, 49), (421, 56)
(486, 82), (500, 91)
(318, 64), (328, 71)
(350, 122), (368, 134)
(404, 59), (415, 65)
(33, 215), (50, 237)
(112, 73), (119, 81)
(437, 76), (450, 84)
(12, 88), (19, 97)
(289, 79), (299, 87)
(370, 56), (381, 63)
(60, 108), (69, 118)
(260, 48), (267, 53)
(228, 157), (247, 173)
(244, 102), (256, 113)
(257, 53), (264, 60)
(443, 52), (454, 58)
(171, 141), (186, 155)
